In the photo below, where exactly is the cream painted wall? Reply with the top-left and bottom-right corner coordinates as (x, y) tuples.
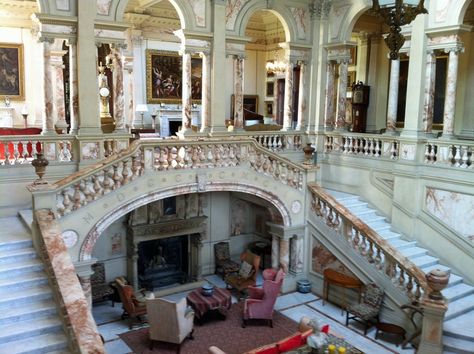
(457, 31), (474, 137)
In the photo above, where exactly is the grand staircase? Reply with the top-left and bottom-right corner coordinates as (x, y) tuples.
(0, 214), (69, 354)
(327, 189), (474, 354)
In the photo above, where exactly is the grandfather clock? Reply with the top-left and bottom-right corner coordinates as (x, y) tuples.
(351, 82), (370, 133)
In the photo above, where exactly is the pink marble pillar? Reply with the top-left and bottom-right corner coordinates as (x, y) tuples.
(296, 61), (307, 131)
(335, 59), (349, 130)
(233, 55), (245, 130)
(386, 58), (400, 133)
(279, 238), (289, 274)
(181, 50), (192, 133)
(282, 61), (295, 131)
(50, 54), (68, 133)
(289, 235), (304, 274)
(200, 51), (211, 132)
(111, 46), (126, 133)
(423, 51), (436, 134)
(324, 61), (336, 129)
(78, 275), (92, 309)
(67, 40), (79, 135)
(442, 47), (463, 139)
(271, 235), (280, 269)
(124, 58), (134, 129)
(42, 40), (56, 135)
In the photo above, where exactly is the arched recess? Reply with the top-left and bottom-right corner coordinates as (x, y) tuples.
(113, 0), (195, 29)
(36, 0), (50, 13)
(453, 0), (474, 25)
(233, 0), (298, 42)
(330, 0), (372, 43)
(79, 182), (291, 261)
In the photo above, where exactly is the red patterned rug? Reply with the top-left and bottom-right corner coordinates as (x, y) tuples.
(119, 301), (298, 354)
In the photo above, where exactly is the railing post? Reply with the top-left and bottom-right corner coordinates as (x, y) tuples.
(418, 298), (448, 354)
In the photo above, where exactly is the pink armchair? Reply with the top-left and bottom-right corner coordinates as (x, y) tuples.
(242, 268), (285, 328)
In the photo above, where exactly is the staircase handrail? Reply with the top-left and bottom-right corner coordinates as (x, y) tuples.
(308, 183), (431, 301)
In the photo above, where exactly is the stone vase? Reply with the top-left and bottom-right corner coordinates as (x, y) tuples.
(31, 152), (49, 184)
(303, 143), (315, 163)
(426, 269), (450, 300)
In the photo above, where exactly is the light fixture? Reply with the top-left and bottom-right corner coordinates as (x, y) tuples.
(135, 104), (148, 129)
(371, 0), (428, 60)
(266, 19), (287, 75)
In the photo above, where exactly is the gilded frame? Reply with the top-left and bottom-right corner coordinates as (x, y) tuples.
(0, 43), (24, 101)
(146, 49), (202, 104)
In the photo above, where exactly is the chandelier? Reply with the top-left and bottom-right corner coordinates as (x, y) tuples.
(371, 0), (428, 60)
(266, 59), (287, 75)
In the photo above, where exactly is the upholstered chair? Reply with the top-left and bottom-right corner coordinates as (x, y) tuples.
(214, 241), (240, 277)
(90, 262), (114, 304)
(242, 268), (285, 327)
(345, 282), (384, 334)
(146, 297), (194, 353)
(225, 250), (261, 298)
(115, 279), (147, 329)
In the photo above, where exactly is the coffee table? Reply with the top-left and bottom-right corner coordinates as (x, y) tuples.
(375, 322), (406, 346)
(186, 287), (232, 324)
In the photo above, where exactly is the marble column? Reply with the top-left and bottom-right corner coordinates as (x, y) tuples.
(386, 58), (400, 134)
(233, 55), (244, 130)
(125, 62), (134, 130)
(289, 235), (304, 274)
(282, 61), (295, 131)
(67, 40), (79, 135)
(441, 47), (463, 139)
(131, 33), (143, 129)
(41, 40), (56, 136)
(78, 275), (92, 309)
(181, 50), (192, 133)
(279, 238), (290, 274)
(296, 61), (307, 131)
(111, 46), (126, 133)
(324, 61), (336, 129)
(423, 50), (436, 134)
(335, 58), (349, 130)
(200, 50), (211, 132)
(50, 53), (68, 133)
(271, 235), (280, 269)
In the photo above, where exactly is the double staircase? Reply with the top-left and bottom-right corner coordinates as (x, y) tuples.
(0, 214), (69, 354)
(327, 189), (474, 354)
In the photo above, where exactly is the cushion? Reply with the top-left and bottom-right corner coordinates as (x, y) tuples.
(277, 333), (302, 352)
(300, 329), (313, 343)
(239, 261), (253, 279)
(247, 344), (279, 354)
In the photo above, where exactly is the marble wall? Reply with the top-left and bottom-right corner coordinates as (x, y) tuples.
(311, 239), (357, 277)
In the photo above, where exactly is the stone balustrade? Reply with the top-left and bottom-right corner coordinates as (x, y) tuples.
(424, 139), (473, 168)
(308, 183), (430, 303)
(324, 133), (399, 159)
(213, 131), (304, 152)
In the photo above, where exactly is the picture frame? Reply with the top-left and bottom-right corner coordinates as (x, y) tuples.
(146, 49), (202, 104)
(266, 102), (273, 116)
(350, 46), (357, 66)
(0, 43), (24, 101)
(231, 94), (258, 119)
(347, 71), (356, 90)
(266, 81), (274, 97)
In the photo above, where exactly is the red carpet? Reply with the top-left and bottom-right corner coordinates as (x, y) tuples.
(119, 302), (298, 354)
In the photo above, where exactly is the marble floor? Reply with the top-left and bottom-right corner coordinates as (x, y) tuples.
(93, 275), (415, 354)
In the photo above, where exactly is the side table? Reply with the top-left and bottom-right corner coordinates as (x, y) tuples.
(375, 322), (406, 346)
(323, 269), (363, 314)
(186, 287), (232, 324)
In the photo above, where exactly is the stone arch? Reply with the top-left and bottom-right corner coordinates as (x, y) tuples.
(36, 0), (50, 13)
(233, 1), (298, 42)
(454, 0), (474, 25)
(79, 182), (291, 261)
(330, 0), (372, 43)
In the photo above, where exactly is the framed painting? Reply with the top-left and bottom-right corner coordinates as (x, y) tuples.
(0, 43), (24, 101)
(146, 49), (202, 104)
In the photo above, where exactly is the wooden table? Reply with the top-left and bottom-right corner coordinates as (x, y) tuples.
(186, 287), (232, 323)
(323, 269), (363, 313)
(375, 322), (406, 346)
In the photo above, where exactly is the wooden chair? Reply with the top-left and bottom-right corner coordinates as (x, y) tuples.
(115, 278), (147, 329)
(214, 242), (240, 278)
(225, 250), (261, 299)
(346, 283), (384, 334)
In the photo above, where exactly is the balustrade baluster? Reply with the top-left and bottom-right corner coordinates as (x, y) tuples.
(415, 283), (422, 302)
(406, 275), (414, 299)
(92, 173), (103, 198)
(21, 141), (28, 163)
(384, 256), (394, 278)
(298, 173), (303, 190)
(391, 142), (397, 159)
(448, 145), (454, 166)
(429, 144), (436, 163)
(353, 230), (360, 249)
(276, 136), (282, 151)
(460, 146), (468, 168)
(359, 234), (367, 256)
(103, 169), (112, 193)
(375, 247), (382, 269)
(62, 190), (72, 215)
(424, 144), (430, 163)
(31, 140), (39, 157)
(367, 241), (374, 263)
(375, 140), (381, 157)
(454, 145), (461, 167)
(131, 155), (139, 178)
(81, 178), (94, 203)
(364, 138), (369, 155)
(398, 267), (405, 288)
(72, 184), (82, 210)
(112, 164), (122, 189)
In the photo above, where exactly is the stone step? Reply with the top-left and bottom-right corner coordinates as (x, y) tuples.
(327, 190), (357, 200)
(378, 230), (403, 240)
(444, 311), (474, 342)
(446, 296), (474, 320)
(0, 247), (37, 264)
(0, 317), (63, 344)
(360, 214), (386, 224)
(0, 258), (44, 279)
(0, 284), (53, 309)
(0, 332), (68, 354)
(0, 217), (32, 244)
(0, 239), (32, 253)
(369, 223), (391, 233)
(349, 205), (375, 215)
(411, 255), (440, 269)
(443, 283), (474, 302)
(0, 270), (49, 292)
(390, 239), (417, 250)
(443, 335), (474, 354)
(0, 299), (58, 325)
(398, 246), (428, 259)
(18, 209), (33, 232)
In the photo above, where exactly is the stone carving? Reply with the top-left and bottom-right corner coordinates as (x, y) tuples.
(231, 198), (248, 236)
(197, 173), (207, 192)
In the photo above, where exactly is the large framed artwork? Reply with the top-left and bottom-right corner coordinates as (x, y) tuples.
(0, 43), (24, 101)
(231, 94), (258, 119)
(146, 49), (202, 104)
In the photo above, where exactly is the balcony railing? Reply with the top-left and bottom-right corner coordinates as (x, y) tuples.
(424, 139), (473, 168)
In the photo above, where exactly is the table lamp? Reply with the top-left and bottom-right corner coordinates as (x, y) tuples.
(135, 104), (148, 128)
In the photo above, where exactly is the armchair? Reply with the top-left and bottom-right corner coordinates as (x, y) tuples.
(242, 269), (285, 328)
(345, 283), (384, 334)
(225, 250), (261, 297)
(91, 262), (114, 304)
(214, 242), (240, 277)
(146, 297), (194, 353)
(115, 278), (147, 329)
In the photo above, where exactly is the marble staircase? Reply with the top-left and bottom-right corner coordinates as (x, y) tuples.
(0, 215), (69, 354)
(326, 190), (474, 354)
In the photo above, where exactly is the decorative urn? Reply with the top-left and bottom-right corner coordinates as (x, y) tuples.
(426, 269), (450, 300)
(201, 283), (215, 297)
(303, 143), (315, 164)
(31, 153), (49, 184)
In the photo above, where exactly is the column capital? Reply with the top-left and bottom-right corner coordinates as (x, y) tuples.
(444, 43), (464, 54)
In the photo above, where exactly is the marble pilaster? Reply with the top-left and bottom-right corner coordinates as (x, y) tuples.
(131, 32), (144, 129)
(67, 40), (79, 135)
(200, 50), (211, 132)
(418, 298), (448, 354)
(423, 51), (436, 134)
(282, 61), (295, 131)
(78, 275), (92, 309)
(233, 55), (245, 130)
(386, 58), (400, 134)
(279, 238), (290, 274)
(324, 60), (335, 129)
(181, 50), (193, 133)
(124, 57), (134, 129)
(50, 51), (68, 133)
(272, 235), (280, 269)
(441, 46), (463, 139)
(289, 235), (304, 274)
(111, 46), (126, 133)
(335, 58), (349, 130)
(296, 61), (307, 131)
(41, 40), (56, 136)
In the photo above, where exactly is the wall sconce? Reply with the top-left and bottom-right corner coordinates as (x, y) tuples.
(160, 102), (166, 108)
(371, 0), (428, 60)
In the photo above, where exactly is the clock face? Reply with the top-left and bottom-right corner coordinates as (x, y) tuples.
(99, 87), (110, 97)
(61, 230), (78, 248)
